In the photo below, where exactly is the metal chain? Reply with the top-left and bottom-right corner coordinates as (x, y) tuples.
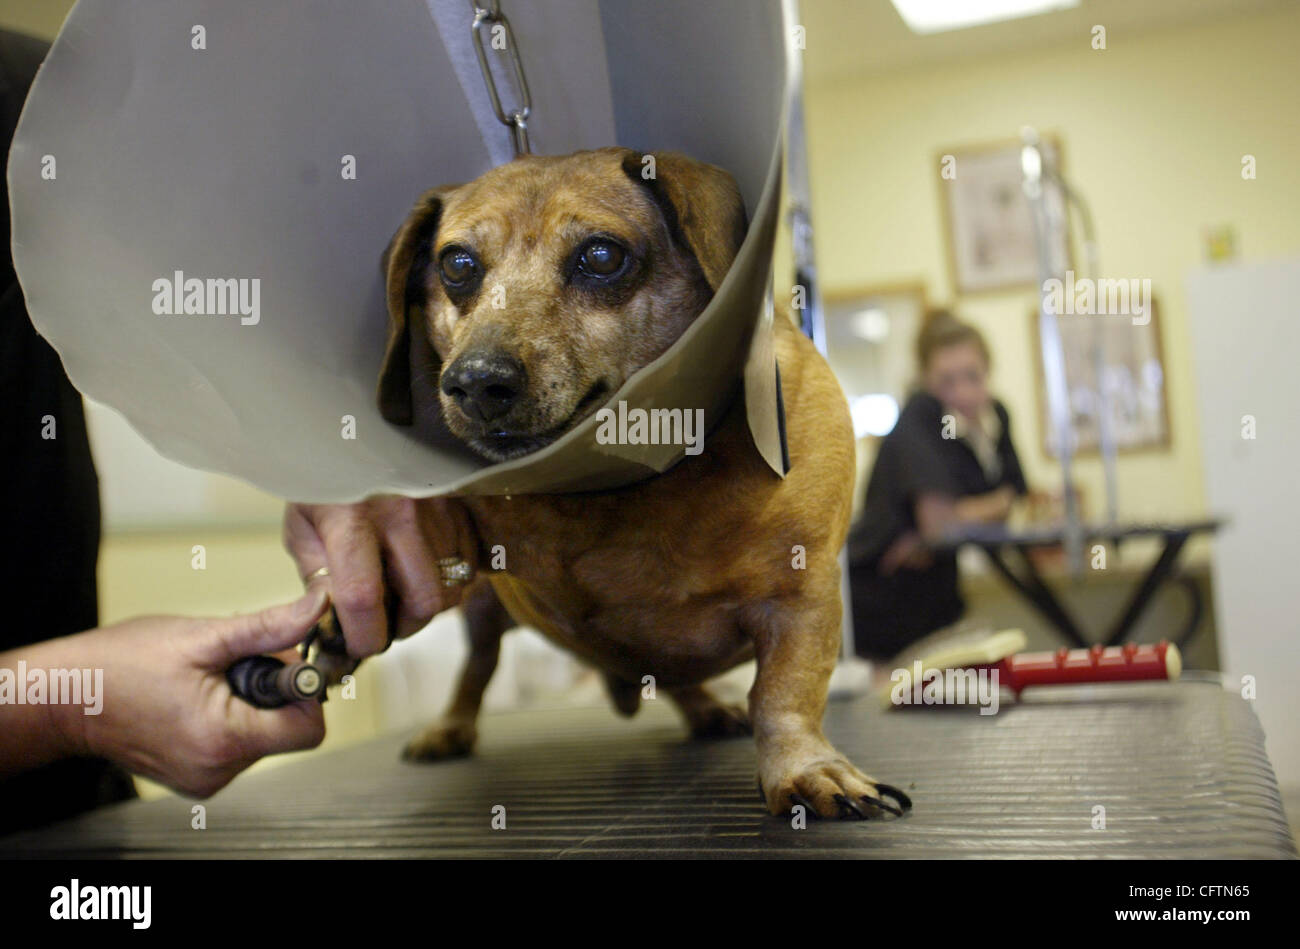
(468, 0), (533, 156)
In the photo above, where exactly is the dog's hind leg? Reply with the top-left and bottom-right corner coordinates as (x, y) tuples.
(603, 673), (642, 717)
(403, 578), (514, 761)
(667, 684), (751, 740)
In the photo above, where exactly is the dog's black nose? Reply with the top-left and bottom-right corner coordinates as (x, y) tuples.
(441, 352), (526, 423)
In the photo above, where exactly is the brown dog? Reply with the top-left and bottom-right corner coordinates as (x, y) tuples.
(377, 147), (909, 819)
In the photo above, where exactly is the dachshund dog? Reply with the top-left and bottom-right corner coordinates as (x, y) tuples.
(376, 147), (909, 819)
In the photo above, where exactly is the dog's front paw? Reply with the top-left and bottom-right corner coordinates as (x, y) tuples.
(757, 742), (912, 820)
(402, 719), (478, 761)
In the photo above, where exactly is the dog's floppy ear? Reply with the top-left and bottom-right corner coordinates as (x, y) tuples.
(620, 150), (748, 293)
(378, 186), (455, 426)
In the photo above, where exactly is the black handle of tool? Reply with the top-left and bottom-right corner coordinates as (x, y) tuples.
(226, 655), (326, 708)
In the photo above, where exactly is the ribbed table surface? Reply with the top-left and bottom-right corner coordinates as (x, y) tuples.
(4, 680), (1295, 858)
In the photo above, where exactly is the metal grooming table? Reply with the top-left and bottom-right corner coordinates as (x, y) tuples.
(2, 680), (1294, 858)
(943, 519), (1222, 650)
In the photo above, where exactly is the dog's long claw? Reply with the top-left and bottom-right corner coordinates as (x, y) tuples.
(861, 794), (903, 818)
(789, 792), (820, 817)
(872, 782), (913, 812)
(834, 793), (871, 820)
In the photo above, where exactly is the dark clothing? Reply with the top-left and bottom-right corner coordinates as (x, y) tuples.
(0, 30), (136, 835)
(848, 391), (1027, 660)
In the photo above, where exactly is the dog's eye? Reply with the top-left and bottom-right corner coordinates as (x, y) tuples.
(576, 239), (627, 279)
(439, 247), (480, 288)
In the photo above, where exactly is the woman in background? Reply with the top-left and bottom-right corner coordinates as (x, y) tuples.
(848, 308), (1028, 662)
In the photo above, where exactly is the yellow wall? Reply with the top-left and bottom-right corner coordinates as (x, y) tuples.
(98, 529), (301, 625)
(0, 0), (68, 41)
(803, 6), (1300, 529)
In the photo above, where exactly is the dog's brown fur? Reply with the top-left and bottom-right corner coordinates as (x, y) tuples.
(379, 147), (905, 818)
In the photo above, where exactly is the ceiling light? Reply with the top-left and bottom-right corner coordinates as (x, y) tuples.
(851, 394), (900, 439)
(890, 0), (1080, 35)
(850, 307), (891, 343)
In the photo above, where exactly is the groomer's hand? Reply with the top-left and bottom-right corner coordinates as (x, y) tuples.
(35, 590), (331, 798)
(282, 496), (479, 660)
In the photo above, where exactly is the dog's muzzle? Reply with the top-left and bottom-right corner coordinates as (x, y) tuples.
(441, 351), (526, 423)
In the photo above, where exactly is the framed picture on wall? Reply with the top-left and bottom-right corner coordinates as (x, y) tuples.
(939, 136), (1070, 294)
(1031, 297), (1172, 458)
(821, 282), (929, 439)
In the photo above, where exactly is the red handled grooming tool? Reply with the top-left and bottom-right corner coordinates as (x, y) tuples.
(982, 640), (1181, 697)
(882, 629), (1182, 708)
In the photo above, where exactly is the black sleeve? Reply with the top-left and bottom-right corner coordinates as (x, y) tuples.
(995, 401), (1029, 496)
(849, 398), (961, 566)
(0, 29), (100, 645)
(891, 402), (963, 502)
(0, 28), (138, 834)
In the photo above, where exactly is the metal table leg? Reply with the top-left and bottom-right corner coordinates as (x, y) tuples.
(1102, 532), (1191, 646)
(979, 544), (1090, 648)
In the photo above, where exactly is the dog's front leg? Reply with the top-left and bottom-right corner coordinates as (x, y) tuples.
(746, 573), (911, 819)
(403, 579), (513, 760)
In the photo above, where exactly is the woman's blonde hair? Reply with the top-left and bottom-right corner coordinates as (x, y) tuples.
(915, 307), (990, 373)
